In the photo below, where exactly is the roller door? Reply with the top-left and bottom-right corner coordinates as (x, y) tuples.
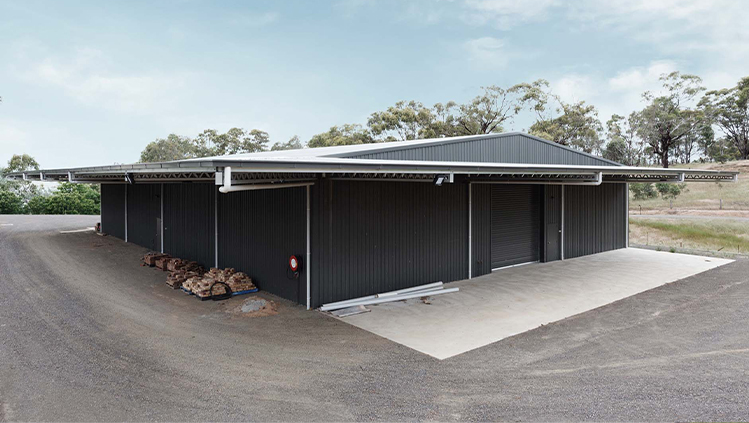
(490, 185), (541, 268)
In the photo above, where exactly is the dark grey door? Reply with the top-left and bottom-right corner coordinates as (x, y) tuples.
(546, 222), (560, 261)
(490, 185), (541, 268)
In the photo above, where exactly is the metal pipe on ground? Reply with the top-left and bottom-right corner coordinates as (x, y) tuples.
(320, 281), (443, 309)
(320, 287), (459, 312)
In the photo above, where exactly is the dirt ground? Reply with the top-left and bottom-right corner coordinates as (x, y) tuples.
(2, 215), (749, 421)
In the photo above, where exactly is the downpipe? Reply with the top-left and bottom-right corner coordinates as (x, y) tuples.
(218, 166), (315, 193)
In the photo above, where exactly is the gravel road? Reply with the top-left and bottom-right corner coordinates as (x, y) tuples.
(1, 215), (748, 421)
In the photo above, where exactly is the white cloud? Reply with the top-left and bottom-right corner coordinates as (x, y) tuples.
(15, 47), (189, 114)
(552, 74), (595, 103)
(463, 37), (509, 69)
(608, 60), (677, 92)
(460, 0), (749, 57)
(462, 0), (558, 29)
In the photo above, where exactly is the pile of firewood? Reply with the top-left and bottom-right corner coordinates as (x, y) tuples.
(143, 252), (170, 267)
(166, 270), (204, 289)
(182, 267), (256, 298)
(142, 253), (255, 299)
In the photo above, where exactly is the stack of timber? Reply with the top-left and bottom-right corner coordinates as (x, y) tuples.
(141, 253), (257, 299)
(142, 252), (170, 267)
(182, 268), (257, 300)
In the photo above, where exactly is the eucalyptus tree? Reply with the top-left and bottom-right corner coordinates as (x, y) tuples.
(633, 72), (705, 168)
(307, 124), (375, 148)
(699, 76), (749, 160)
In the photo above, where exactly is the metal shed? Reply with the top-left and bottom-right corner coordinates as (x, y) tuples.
(9, 132), (738, 309)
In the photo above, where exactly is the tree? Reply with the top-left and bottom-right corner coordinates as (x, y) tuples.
(529, 101), (604, 153)
(603, 137), (628, 163)
(605, 114), (644, 166)
(633, 72), (705, 168)
(308, 124), (375, 148)
(1, 153), (41, 202)
(195, 128), (269, 156)
(368, 101), (438, 141)
(0, 190), (24, 214)
(139, 134), (197, 163)
(271, 135), (304, 151)
(455, 83), (536, 135)
(42, 183), (100, 215)
(699, 76), (749, 160)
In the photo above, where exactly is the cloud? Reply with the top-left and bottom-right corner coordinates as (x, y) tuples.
(608, 60), (677, 92)
(462, 0), (558, 29)
(463, 37), (509, 69)
(14, 47), (190, 114)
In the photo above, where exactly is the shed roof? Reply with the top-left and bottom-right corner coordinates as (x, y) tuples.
(5, 132), (738, 183)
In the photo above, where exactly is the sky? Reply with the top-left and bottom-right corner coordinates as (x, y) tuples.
(1, 0), (748, 169)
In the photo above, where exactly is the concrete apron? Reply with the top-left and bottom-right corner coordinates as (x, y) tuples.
(335, 248), (733, 360)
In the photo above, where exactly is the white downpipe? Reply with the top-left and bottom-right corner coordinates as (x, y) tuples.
(468, 182), (472, 280)
(219, 181), (314, 193)
(219, 166), (315, 193)
(321, 281), (443, 309)
(320, 287), (459, 312)
(306, 185), (311, 310)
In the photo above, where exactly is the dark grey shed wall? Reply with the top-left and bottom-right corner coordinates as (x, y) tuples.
(543, 185), (562, 262)
(342, 134), (619, 166)
(101, 184), (126, 240)
(311, 179), (468, 307)
(163, 183), (215, 269)
(564, 183), (627, 259)
(218, 187), (306, 303)
(126, 184), (161, 251)
(470, 183), (492, 277)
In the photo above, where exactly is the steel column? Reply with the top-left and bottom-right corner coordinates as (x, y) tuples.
(214, 186), (219, 268)
(124, 184), (128, 243)
(560, 185), (564, 260)
(306, 185), (311, 310)
(160, 183), (164, 253)
(468, 182), (472, 279)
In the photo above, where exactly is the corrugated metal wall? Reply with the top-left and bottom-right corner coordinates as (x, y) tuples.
(344, 134), (618, 166)
(163, 183), (215, 269)
(564, 183), (627, 259)
(543, 185), (562, 262)
(101, 184), (126, 240)
(470, 183), (492, 277)
(218, 187), (306, 303)
(311, 179), (468, 307)
(126, 184), (161, 251)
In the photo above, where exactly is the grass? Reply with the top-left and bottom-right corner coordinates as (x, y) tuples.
(629, 160), (749, 212)
(629, 217), (749, 253)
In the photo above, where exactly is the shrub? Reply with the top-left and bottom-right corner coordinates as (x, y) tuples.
(630, 183), (658, 200)
(655, 182), (687, 200)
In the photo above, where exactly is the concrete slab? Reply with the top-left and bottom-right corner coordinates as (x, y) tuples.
(336, 248), (733, 360)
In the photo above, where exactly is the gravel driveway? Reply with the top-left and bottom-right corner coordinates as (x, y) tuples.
(1, 215), (748, 421)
